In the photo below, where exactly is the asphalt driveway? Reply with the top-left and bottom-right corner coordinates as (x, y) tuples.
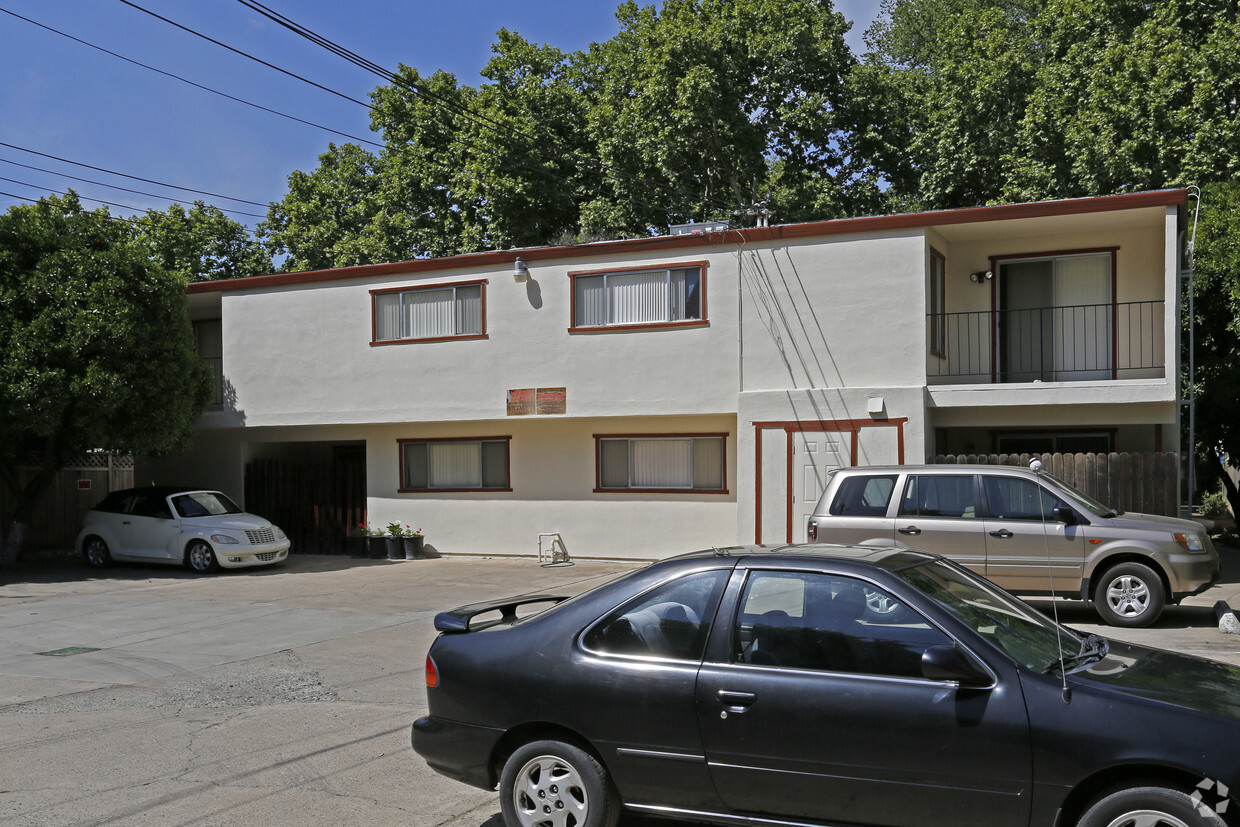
(2, 546), (1239, 826)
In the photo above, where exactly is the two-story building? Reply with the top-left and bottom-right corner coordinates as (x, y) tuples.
(147, 189), (1188, 560)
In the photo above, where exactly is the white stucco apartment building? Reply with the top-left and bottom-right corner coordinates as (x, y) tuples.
(146, 189), (1188, 560)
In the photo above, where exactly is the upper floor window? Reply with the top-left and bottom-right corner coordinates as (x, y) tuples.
(399, 437), (511, 492)
(595, 433), (727, 493)
(571, 264), (706, 331)
(928, 249), (945, 358)
(372, 280), (486, 345)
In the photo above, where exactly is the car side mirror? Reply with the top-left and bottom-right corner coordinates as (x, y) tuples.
(921, 645), (991, 687)
(1052, 506), (1078, 526)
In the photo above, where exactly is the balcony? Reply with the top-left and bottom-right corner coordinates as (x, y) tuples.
(927, 300), (1165, 384)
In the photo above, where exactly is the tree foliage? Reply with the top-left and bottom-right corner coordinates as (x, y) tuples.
(135, 201), (272, 282)
(0, 193), (212, 562)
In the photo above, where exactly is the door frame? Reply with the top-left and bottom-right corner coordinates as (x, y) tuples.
(753, 418), (907, 545)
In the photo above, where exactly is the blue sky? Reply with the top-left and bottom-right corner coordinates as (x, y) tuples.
(0, 0), (880, 230)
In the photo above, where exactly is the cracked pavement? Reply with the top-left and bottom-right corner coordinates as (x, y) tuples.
(0, 554), (638, 826)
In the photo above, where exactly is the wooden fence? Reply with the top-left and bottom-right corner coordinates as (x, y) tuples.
(932, 452), (1179, 517)
(0, 453), (134, 550)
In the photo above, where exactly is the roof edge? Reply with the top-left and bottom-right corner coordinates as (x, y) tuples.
(188, 189), (1187, 295)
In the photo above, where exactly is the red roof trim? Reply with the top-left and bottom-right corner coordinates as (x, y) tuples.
(187, 190), (1186, 295)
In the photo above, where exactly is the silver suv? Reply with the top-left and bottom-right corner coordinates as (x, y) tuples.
(807, 465), (1219, 627)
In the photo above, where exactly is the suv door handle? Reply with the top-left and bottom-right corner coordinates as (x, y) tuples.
(898, 526), (921, 535)
(989, 529), (1014, 538)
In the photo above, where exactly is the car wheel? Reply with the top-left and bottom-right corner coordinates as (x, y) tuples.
(185, 540), (219, 574)
(499, 739), (619, 827)
(1093, 561), (1165, 628)
(1076, 785), (1228, 827)
(83, 536), (112, 568)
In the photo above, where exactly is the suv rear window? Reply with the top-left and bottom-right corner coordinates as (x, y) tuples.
(829, 475), (897, 517)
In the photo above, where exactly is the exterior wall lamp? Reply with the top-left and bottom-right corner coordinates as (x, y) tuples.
(513, 257), (530, 282)
(969, 270), (993, 284)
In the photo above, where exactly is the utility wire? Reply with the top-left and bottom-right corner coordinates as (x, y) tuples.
(0, 156), (265, 219)
(0, 188), (142, 225)
(0, 7), (384, 152)
(236, 0), (739, 219)
(116, 0), (374, 111)
(0, 141), (268, 209)
(0, 176), (160, 217)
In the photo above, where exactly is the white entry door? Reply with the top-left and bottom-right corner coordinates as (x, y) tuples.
(792, 432), (850, 543)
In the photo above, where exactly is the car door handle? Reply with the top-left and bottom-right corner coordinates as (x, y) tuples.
(898, 526), (921, 535)
(989, 529), (1014, 538)
(717, 690), (757, 711)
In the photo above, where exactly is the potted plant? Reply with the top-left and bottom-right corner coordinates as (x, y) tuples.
(367, 526), (388, 559)
(347, 524), (369, 558)
(386, 522), (405, 559)
(402, 525), (424, 559)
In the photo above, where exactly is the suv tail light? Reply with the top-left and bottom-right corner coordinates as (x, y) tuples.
(425, 654), (439, 688)
(808, 520), (818, 542)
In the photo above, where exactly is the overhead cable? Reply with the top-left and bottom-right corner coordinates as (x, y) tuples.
(0, 7), (384, 151)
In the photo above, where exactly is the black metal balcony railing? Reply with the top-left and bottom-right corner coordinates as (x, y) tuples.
(927, 300), (1165, 383)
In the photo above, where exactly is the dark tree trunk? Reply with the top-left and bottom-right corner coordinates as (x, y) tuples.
(1209, 451), (1240, 521)
(0, 437), (63, 566)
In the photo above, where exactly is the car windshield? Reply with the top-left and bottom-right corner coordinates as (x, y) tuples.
(895, 559), (1082, 672)
(1039, 473), (1117, 518)
(172, 492), (242, 518)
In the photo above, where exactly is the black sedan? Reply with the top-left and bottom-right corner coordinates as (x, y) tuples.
(412, 545), (1240, 827)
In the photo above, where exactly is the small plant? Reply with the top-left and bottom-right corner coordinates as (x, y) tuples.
(387, 521), (404, 537)
(403, 525), (423, 537)
(1200, 489), (1231, 519)
(348, 523), (368, 537)
(369, 525), (387, 537)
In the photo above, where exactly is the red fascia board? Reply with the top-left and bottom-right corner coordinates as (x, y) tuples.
(186, 189), (1187, 295)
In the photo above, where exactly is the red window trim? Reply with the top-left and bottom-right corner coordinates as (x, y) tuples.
(370, 279), (489, 346)
(568, 261), (709, 334)
(592, 431), (730, 495)
(397, 435), (512, 493)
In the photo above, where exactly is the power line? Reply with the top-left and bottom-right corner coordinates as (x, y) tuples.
(0, 188), (136, 225)
(0, 177), (156, 218)
(232, 0), (742, 220)
(0, 141), (268, 209)
(0, 7), (384, 152)
(0, 156), (266, 219)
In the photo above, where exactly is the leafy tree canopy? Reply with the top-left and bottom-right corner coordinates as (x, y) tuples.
(0, 192), (212, 561)
(135, 201), (273, 282)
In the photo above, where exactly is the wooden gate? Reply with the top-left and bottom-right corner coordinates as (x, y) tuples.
(245, 446), (366, 555)
(932, 452), (1179, 517)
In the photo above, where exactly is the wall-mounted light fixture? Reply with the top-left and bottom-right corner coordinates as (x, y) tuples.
(513, 257), (530, 282)
(969, 270), (993, 284)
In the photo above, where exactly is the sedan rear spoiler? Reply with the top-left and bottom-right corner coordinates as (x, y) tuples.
(434, 594), (569, 633)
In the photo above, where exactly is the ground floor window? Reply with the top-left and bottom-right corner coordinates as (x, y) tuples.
(595, 434), (728, 493)
(399, 437), (511, 492)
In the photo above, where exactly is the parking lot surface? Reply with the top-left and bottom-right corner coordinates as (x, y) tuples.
(3, 546), (1239, 826)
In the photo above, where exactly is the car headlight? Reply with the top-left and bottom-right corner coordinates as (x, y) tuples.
(275, 527), (286, 540)
(211, 533), (240, 545)
(1173, 532), (1206, 552)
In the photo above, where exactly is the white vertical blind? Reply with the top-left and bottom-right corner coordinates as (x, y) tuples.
(599, 440), (630, 488)
(608, 272), (669, 324)
(575, 276), (607, 326)
(455, 284), (483, 335)
(632, 439), (693, 487)
(375, 293), (402, 340)
(692, 438), (725, 489)
(1054, 253), (1111, 377)
(405, 288), (455, 338)
(429, 442), (481, 488)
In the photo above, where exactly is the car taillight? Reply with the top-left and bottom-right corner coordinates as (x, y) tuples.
(425, 654), (439, 688)
(808, 520), (817, 542)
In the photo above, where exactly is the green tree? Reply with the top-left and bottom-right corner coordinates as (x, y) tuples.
(135, 201), (272, 282)
(578, 0), (861, 235)
(1189, 182), (1240, 516)
(0, 193), (212, 564)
